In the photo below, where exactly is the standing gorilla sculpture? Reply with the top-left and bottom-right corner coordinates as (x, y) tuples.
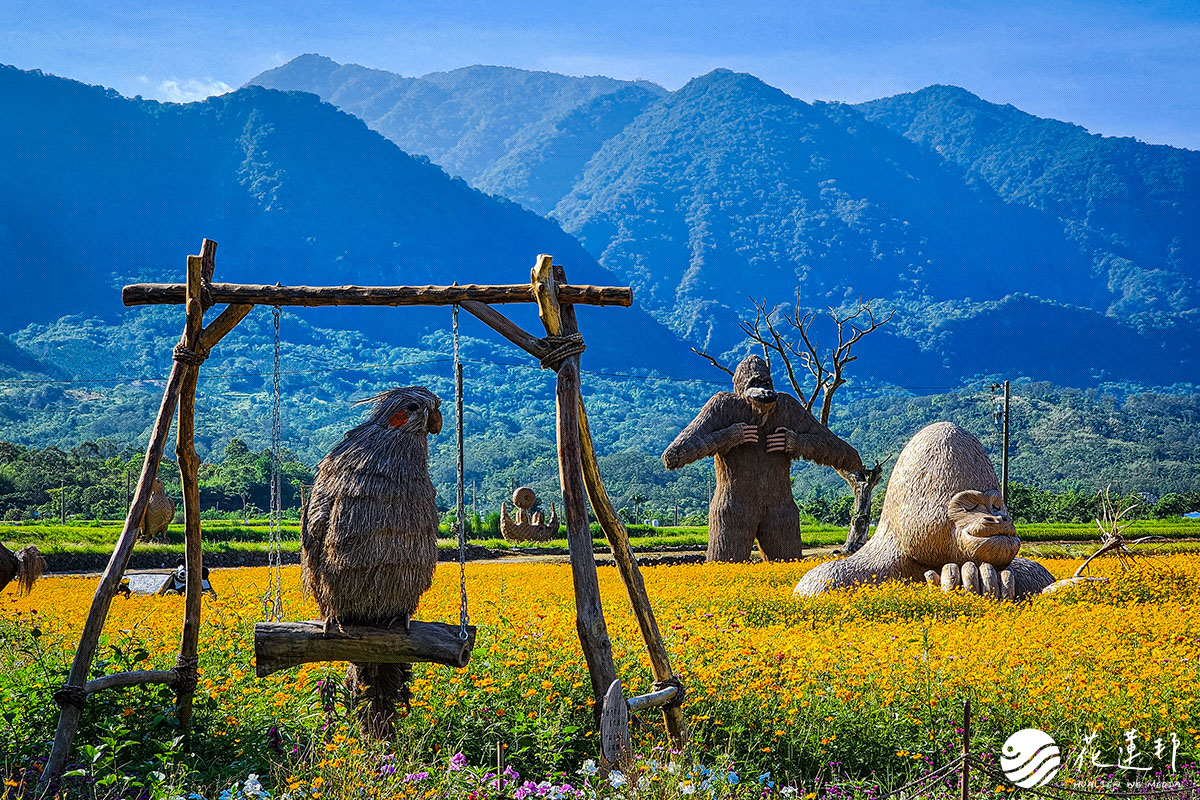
(662, 355), (863, 562)
(793, 422), (1055, 599)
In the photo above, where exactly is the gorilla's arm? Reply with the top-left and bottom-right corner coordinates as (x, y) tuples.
(769, 397), (864, 473)
(662, 393), (754, 470)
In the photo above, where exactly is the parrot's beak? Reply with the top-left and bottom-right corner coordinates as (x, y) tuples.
(427, 407), (443, 435)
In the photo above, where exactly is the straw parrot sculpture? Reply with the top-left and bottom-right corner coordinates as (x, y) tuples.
(301, 386), (444, 739)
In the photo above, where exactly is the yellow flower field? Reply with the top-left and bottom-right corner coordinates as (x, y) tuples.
(2, 554), (1198, 797)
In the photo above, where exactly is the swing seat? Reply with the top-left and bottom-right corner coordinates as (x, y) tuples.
(253, 620), (476, 678)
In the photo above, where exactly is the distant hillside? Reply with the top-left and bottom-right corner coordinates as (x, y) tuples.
(247, 57), (1200, 386)
(857, 85), (1200, 318)
(0, 63), (692, 371)
(4, 310), (1200, 512)
(248, 54), (666, 187)
(475, 85), (663, 215)
(554, 70), (1097, 342)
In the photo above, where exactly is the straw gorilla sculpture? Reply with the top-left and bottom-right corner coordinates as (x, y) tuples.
(301, 386), (443, 739)
(662, 355), (863, 562)
(793, 422), (1055, 600)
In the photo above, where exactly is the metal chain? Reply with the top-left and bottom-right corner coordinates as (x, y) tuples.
(264, 305), (284, 622)
(453, 304), (469, 639)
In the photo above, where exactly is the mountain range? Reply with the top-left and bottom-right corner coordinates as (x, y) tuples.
(0, 62), (690, 373)
(1, 58), (1200, 501)
(249, 55), (1200, 386)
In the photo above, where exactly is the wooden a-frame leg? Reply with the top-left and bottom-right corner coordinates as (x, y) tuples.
(532, 255), (618, 718)
(41, 240), (250, 783)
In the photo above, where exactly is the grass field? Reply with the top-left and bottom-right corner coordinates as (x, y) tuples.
(3, 554), (1198, 799)
(6, 519), (1199, 563)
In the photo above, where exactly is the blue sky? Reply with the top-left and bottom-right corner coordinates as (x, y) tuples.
(3, 0), (1198, 149)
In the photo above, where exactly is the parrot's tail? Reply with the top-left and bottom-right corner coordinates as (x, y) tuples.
(345, 661), (412, 740)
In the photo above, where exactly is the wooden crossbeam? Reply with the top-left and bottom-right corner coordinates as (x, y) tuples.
(123, 282), (632, 308)
(85, 669), (178, 694)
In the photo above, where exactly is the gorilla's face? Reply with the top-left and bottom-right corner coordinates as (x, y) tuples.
(946, 490), (1020, 567)
(733, 355), (777, 416)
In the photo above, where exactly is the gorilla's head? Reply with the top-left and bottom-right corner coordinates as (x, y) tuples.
(733, 355), (777, 415)
(945, 489), (1020, 567)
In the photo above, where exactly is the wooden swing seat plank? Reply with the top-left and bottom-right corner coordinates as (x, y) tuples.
(254, 620), (476, 678)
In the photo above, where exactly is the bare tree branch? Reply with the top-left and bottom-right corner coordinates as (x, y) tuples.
(690, 347), (734, 376)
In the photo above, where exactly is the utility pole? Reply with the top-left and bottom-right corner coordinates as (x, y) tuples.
(472, 479), (477, 523)
(125, 468), (131, 513)
(1002, 380), (1010, 506)
(674, 498), (679, 527)
(991, 382), (1012, 506)
(60, 480), (67, 525)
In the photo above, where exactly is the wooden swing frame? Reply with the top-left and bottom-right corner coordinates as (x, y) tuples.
(43, 240), (686, 781)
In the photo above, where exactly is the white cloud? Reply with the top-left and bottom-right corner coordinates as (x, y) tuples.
(156, 77), (233, 103)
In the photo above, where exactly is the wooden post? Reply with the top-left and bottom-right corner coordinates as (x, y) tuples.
(960, 698), (971, 800)
(532, 255), (617, 713)
(578, 401), (688, 745)
(600, 679), (632, 767)
(174, 239), (214, 730)
(1002, 381), (1010, 506)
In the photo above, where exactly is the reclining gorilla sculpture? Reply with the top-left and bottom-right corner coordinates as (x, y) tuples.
(793, 421), (1055, 599)
(662, 355), (863, 562)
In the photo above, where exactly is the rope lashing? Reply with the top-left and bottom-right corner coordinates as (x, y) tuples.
(172, 654), (200, 696)
(52, 685), (88, 709)
(172, 342), (209, 366)
(539, 333), (586, 371)
(199, 275), (215, 312)
(652, 676), (687, 710)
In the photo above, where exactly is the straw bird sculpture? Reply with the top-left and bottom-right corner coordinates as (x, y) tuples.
(137, 480), (176, 542)
(301, 386), (443, 739)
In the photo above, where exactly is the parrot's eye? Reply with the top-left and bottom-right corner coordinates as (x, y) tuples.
(405, 402), (419, 412)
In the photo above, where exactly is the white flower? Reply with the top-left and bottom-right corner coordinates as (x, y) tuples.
(637, 776), (650, 791)
(578, 759), (598, 776)
(609, 771), (627, 789)
(667, 760), (678, 774)
(243, 774), (264, 797)
(645, 759), (660, 775)
(781, 787), (798, 797)
(680, 781), (696, 795)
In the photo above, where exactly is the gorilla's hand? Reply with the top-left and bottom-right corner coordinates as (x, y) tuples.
(923, 561), (1016, 601)
(732, 423), (759, 446)
(766, 427), (797, 454)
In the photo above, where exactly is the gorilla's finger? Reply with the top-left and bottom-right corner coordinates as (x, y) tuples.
(1000, 569), (1016, 601)
(979, 562), (1000, 598)
(940, 563), (960, 593)
(924, 570), (940, 587)
(961, 561), (981, 595)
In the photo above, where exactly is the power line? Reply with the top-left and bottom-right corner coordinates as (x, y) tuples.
(0, 353), (970, 394)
